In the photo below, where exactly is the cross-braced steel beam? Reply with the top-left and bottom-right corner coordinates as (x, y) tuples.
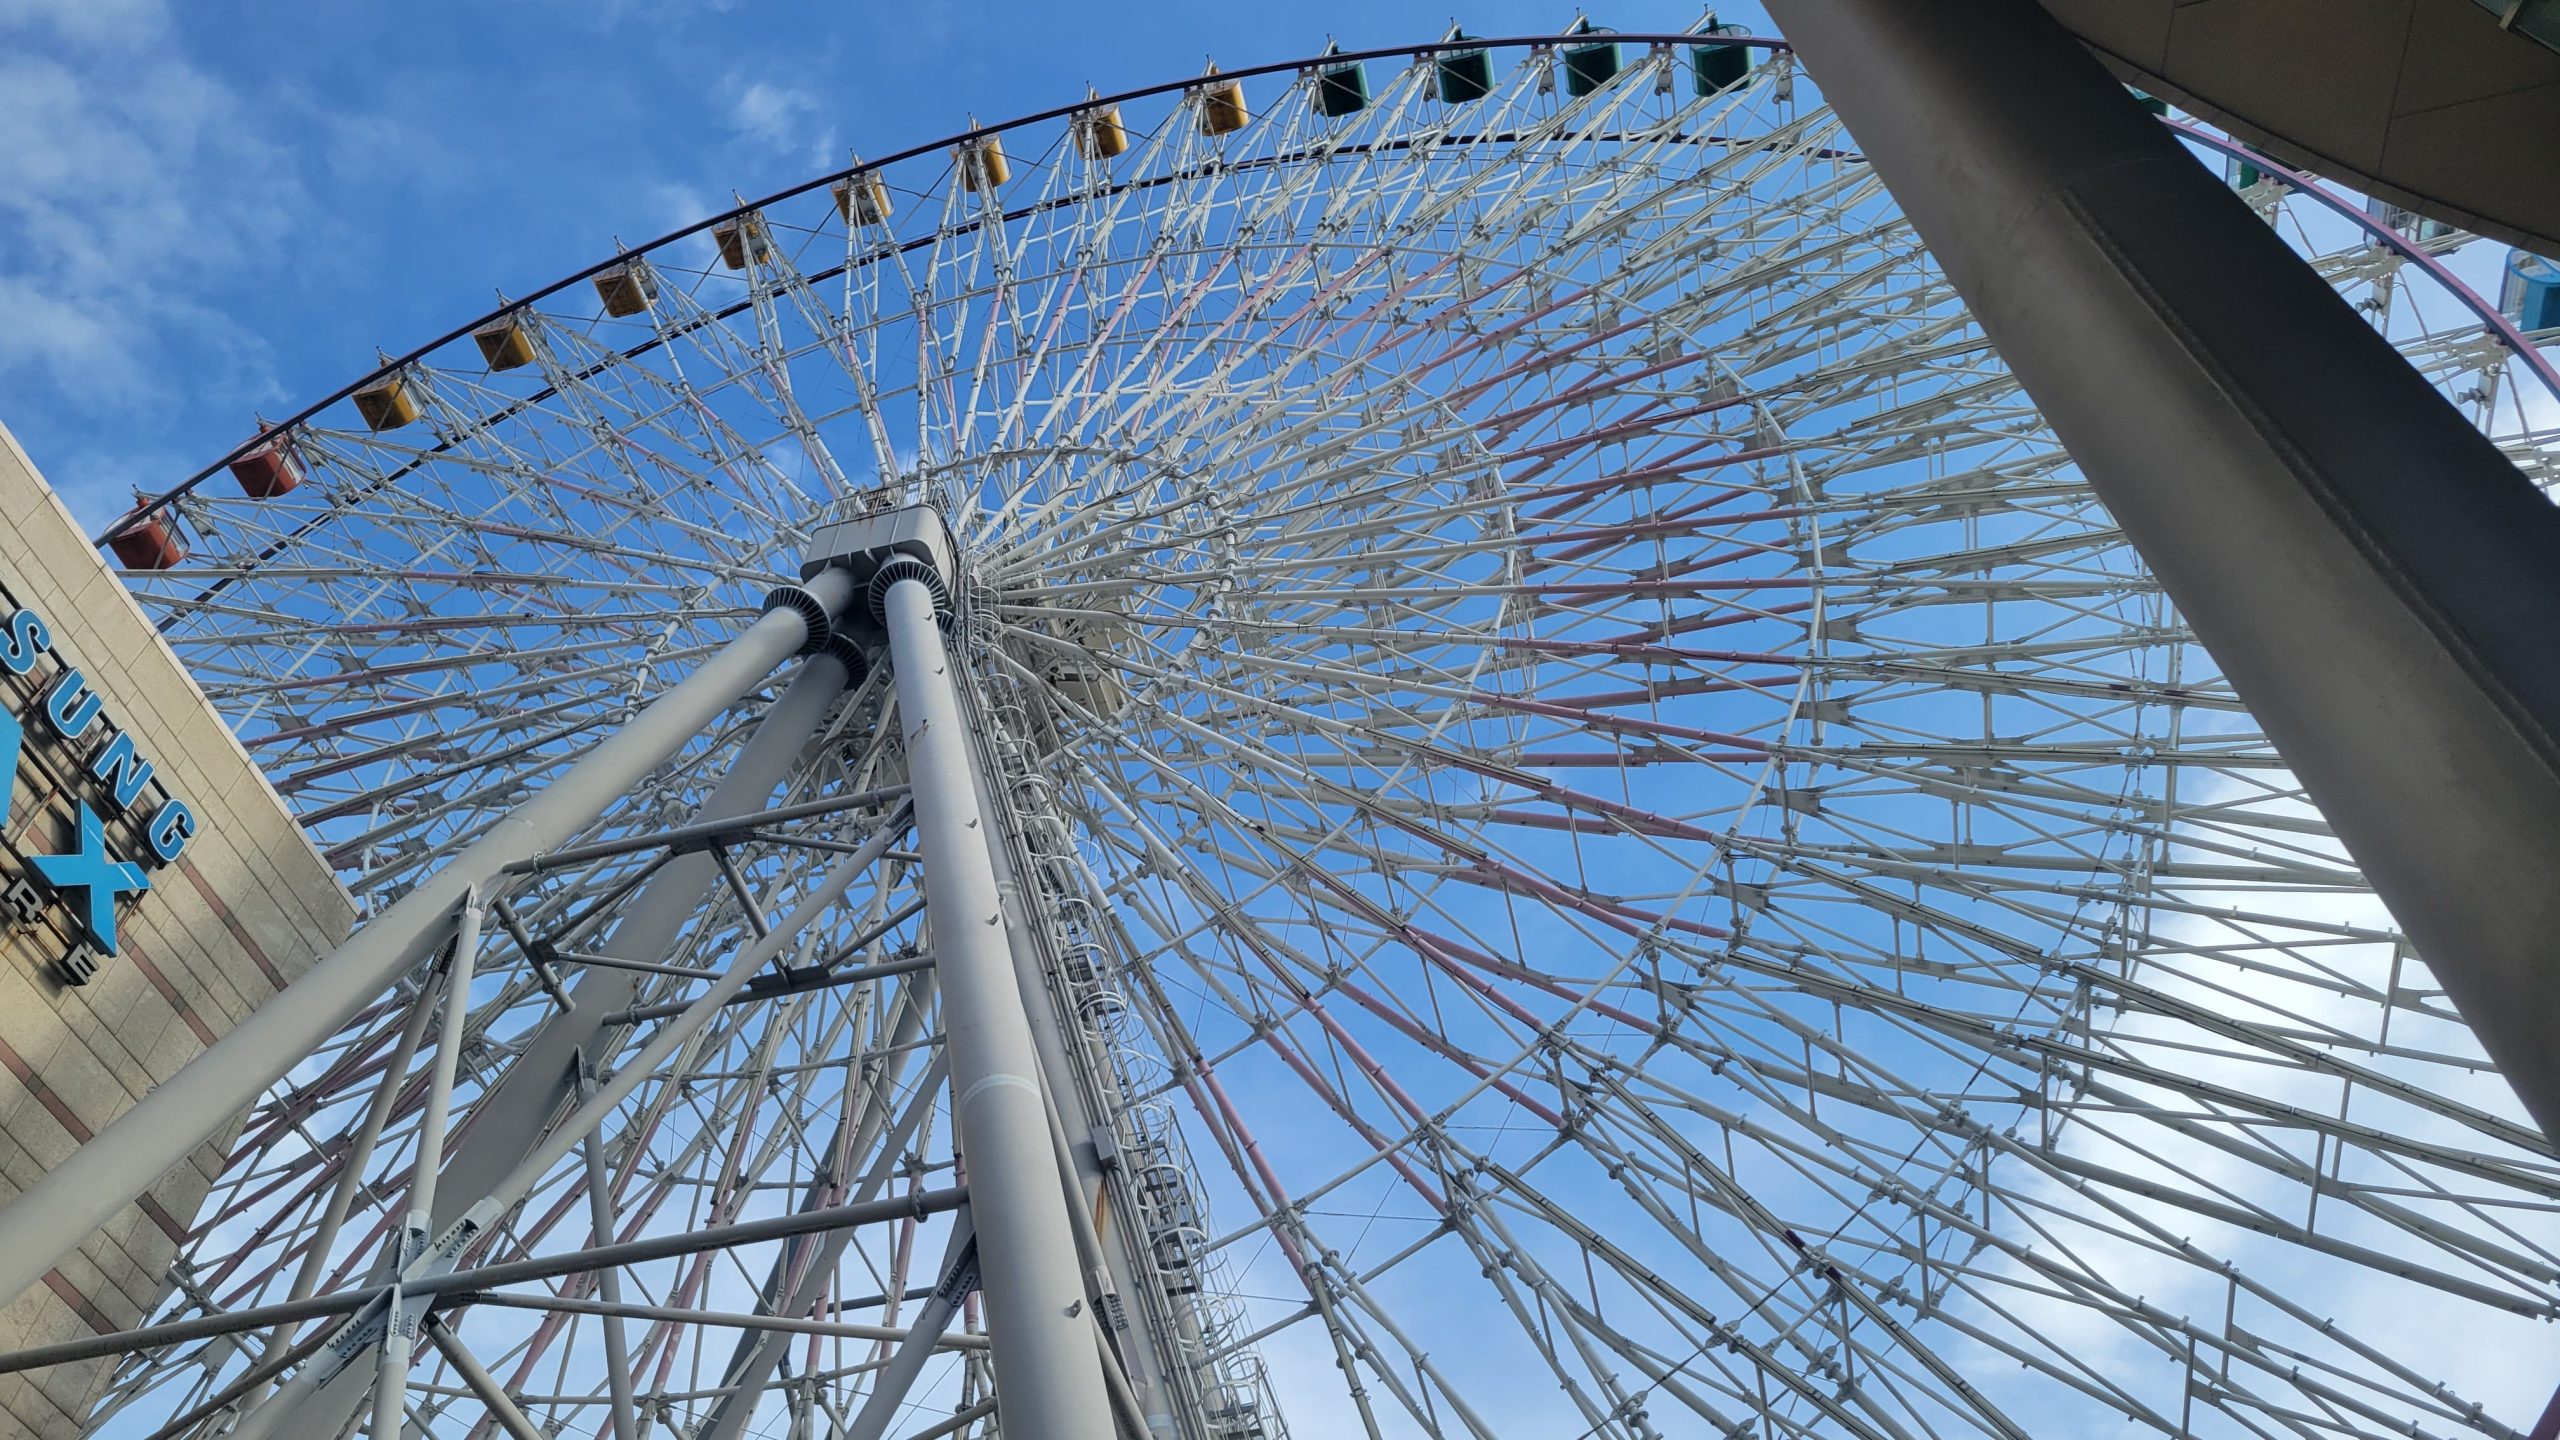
(0, 566), (862, 1314)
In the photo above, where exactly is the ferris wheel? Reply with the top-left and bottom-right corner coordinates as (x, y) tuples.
(24, 25), (2560, 1440)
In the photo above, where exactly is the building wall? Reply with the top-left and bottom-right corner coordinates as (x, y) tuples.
(0, 425), (355, 1438)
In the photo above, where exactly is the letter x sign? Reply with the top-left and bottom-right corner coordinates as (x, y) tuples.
(27, 802), (150, 955)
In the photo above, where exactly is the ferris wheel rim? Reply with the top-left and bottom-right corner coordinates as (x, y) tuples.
(98, 28), (2558, 560)
(123, 120), (1819, 643)
(65, 43), (2560, 1436)
(97, 28), (1801, 549)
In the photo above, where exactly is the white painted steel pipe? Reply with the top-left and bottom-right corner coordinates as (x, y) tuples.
(842, 1211), (977, 1440)
(401, 890), (482, 1262)
(697, 980), (942, 1440)
(368, 1277), (412, 1440)
(578, 1087), (641, 1440)
(424, 1316), (545, 1440)
(881, 574), (1116, 1440)
(426, 644), (861, 1230)
(223, 807), (917, 1439)
(0, 1185), (970, 1378)
(287, 968), (441, 1306)
(261, 649), (875, 1440)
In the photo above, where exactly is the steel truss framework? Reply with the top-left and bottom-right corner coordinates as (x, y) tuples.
(14, 29), (2560, 1440)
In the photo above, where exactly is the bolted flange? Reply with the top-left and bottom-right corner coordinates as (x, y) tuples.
(760, 582), (835, 655)
(815, 632), (872, 688)
(867, 556), (954, 630)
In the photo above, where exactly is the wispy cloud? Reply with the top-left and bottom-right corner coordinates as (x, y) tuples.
(0, 0), (316, 517)
(0, 0), (170, 48)
(723, 75), (836, 165)
(544, 0), (745, 23)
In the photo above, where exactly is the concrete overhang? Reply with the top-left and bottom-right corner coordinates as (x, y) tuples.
(2040, 0), (2560, 255)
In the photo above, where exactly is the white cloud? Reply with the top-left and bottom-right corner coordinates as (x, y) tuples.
(1998, 768), (2558, 1428)
(0, 8), (307, 497)
(542, 0), (744, 21)
(636, 179), (719, 264)
(0, 0), (170, 48)
(646, 180), (714, 233)
(723, 76), (835, 164)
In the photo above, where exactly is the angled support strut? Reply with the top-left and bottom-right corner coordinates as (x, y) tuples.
(1765, 0), (2560, 1139)
(0, 566), (857, 1314)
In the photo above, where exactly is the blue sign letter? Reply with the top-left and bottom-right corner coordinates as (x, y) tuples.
(147, 799), (196, 865)
(86, 730), (153, 812)
(0, 607), (46, 674)
(42, 669), (100, 739)
(27, 802), (150, 955)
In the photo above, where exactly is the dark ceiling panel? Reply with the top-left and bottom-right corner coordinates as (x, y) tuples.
(2038, 0), (2560, 253)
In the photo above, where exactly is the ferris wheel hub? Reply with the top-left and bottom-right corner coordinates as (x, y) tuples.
(801, 500), (959, 640)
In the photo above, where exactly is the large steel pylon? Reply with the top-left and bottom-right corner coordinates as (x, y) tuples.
(0, 508), (1129, 1436)
(1765, 0), (2560, 1142)
(0, 565), (866, 1311)
(879, 551), (1117, 1440)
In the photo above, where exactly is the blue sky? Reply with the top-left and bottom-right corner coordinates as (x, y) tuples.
(12, 6), (2560, 1435)
(0, 0), (1765, 533)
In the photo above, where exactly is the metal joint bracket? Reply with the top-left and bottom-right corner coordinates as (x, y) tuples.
(935, 1237), (982, 1306)
(817, 632), (873, 687)
(868, 557), (953, 630)
(760, 584), (836, 655)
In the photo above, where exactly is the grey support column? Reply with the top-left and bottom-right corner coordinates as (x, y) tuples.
(425, 637), (862, 1232)
(969, 753), (1185, 1433)
(1762, 0), (2560, 1140)
(0, 566), (857, 1310)
(882, 571), (1116, 1440)
(223, 806), (919, 1440)
(267, 642), (870, 1440)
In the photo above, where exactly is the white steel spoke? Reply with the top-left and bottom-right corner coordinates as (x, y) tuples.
(49, 30), (2560, 1440)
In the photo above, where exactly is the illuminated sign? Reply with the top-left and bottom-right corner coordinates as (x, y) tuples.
(0, 600), (197, 979)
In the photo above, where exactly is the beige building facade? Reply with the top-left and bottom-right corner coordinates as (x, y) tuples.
(0, 425), (354, 1438)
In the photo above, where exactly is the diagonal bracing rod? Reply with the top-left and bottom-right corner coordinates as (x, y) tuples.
(233, 653), (876, 1439)
(882, 571), (1118, 1439)
(1762, 0), (2560, 1140)
(0, 565), (860, 1313)
(372, 888), (481, 1440)
(230, 805), (918, 1439)
(578, 1071), (642, 1440)
(325, 649), (872, 1440)
(426, 642), (866, 1235)
(841, 1208), (979, 1440)
(425, 1314), (545, 1440)
(453, 1288), (993, 1348)
(698, 978), (943, 1439)
(0, 1185), (970, 1377)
